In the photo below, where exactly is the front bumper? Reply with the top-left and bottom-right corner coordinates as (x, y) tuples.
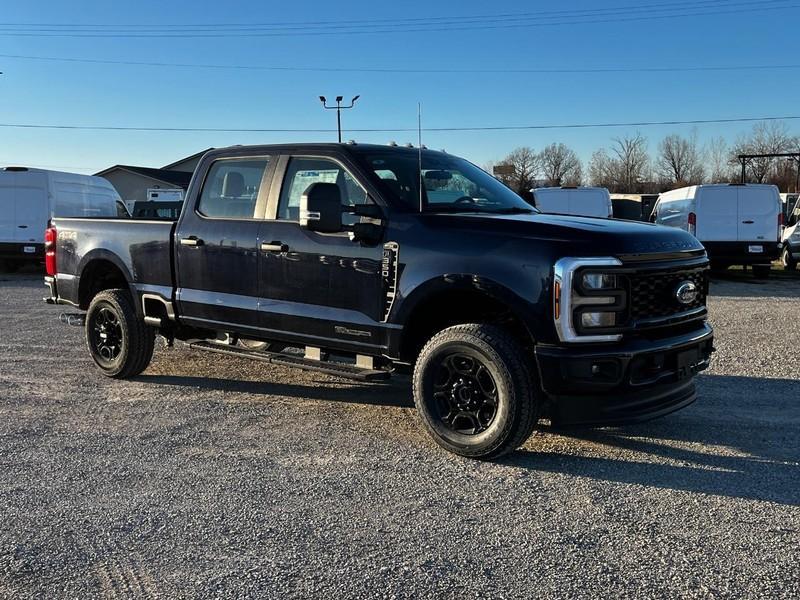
(535, 323), (714, 426)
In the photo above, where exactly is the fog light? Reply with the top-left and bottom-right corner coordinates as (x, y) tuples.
(581, 311), (616, 328)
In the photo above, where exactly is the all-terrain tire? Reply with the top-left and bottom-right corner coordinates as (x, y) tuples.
(85, 289), (155, 379)
(413, 323), (539, 459)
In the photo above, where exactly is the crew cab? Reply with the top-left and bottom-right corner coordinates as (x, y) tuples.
(44, 144), (714, 459)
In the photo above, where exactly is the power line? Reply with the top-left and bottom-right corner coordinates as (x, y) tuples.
(0, 0), (758, 28)
(0, 1), (795, 37)
(0, 115), (797, 134)
(2, 52), (799, 75)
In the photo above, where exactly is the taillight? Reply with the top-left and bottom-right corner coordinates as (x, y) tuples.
(688, 212), (697, 236)
(44, 226), (57, 276)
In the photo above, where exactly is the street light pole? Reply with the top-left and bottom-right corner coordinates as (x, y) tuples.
(319, 95), (360, 143)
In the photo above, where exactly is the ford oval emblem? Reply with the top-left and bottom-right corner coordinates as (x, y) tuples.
(675, 281), (699, 305)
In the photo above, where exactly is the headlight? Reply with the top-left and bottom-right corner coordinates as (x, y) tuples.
(553, 257), (626, 343)
(581, 273), (618, 290)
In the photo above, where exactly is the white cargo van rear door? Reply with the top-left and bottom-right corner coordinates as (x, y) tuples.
(12, 171), (48, 243)
(569, 190), (608, 218)
(0, 172), (16, 242)
(695, 187), (738, 241)
(737, 187), (778, 243)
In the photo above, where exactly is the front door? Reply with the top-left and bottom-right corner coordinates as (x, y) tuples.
(175, 156), (274, 333)
(257, 155), (387, 351)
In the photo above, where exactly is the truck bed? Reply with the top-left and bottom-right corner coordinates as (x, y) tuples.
(50, 217), (176, 309)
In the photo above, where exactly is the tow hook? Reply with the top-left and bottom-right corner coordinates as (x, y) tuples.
(59, 313), (86, 327)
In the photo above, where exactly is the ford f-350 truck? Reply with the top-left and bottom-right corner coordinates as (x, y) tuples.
(44, 143), (713, 459)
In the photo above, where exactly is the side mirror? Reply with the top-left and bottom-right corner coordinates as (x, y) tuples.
(789, 215), (798, 227)
(300, 183), (342, 233)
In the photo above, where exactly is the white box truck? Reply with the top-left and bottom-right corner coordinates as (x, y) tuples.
(0, 167), (122, 271)
(532, 186), (613, 218)
(653, 183), (782, 277)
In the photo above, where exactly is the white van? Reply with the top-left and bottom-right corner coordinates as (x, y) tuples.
(532, 186), (613, 218)
(653, 183), (782, 276)
(0, 167), (122, 271)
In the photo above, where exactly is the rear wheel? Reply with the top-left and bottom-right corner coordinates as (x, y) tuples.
(413, 323), (538, 459)
(238, 338), (284, 352)
(782, 245), (797, 271)
(85, 289), (155, 378)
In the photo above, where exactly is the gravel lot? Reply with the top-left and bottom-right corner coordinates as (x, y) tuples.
(1, 269), (798, 599)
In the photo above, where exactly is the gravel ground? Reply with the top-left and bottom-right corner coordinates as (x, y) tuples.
(0, 269), (798, 599)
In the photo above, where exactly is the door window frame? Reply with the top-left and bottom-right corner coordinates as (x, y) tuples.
(266, 154), (385, 225)
(193, 155), (277, 222)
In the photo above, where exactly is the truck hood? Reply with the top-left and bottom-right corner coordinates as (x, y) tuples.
(425, 212), (705, 258)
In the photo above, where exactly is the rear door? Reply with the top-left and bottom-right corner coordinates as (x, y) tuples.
(0, 173), (15, 242)
(12, 171), (48, 243)
(175, 155), (275, 332)
(737, 187), (779, 242)
(695, 186), (738, 241)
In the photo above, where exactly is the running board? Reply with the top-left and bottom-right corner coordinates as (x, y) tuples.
(188, 341), (391, 382)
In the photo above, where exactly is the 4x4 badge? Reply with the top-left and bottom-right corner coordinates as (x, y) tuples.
(675, 281), (699, 305)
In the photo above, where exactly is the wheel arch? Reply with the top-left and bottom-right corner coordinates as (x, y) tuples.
(394, 275), (541, 363)
(77, 251), (137, 313)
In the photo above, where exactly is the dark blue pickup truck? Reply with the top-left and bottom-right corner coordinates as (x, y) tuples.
(44, 143), (713, 458)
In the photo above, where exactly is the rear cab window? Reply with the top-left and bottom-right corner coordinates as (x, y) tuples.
(197, 158), (271, 219)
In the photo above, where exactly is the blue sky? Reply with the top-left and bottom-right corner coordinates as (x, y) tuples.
(0, 0), (798, 174)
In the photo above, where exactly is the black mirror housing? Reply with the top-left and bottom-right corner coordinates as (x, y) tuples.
(300, 183), (343, 233)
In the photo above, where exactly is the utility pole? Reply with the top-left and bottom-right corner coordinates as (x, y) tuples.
(319, 95), (360, 143)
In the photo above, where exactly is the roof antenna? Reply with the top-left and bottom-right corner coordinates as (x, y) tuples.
(418, 102), (423, 213)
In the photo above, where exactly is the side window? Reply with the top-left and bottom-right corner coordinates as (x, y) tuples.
(278, 157), (372, 222)
(197, 158), (269, 219)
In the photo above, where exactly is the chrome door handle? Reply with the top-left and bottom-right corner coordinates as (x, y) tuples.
(261, 241), (288, 252)
(180, 236), (204, 247)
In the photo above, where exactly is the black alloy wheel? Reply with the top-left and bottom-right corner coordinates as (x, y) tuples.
(431, 351), (499, 435)
(89, 306), (124, 366)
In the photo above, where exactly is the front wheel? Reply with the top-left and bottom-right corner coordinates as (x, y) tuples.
(413, 324), (539, 459)
(85, 289), (155, 378)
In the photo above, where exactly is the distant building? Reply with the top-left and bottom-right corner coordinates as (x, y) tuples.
(95, 148), (212, 205)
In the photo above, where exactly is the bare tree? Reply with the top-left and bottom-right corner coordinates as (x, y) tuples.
(589, 133), (651, 192)
(612, 133), (650, 191)
(588, 149), (615, 189)
(656, 132), (704, 186)
(732, 121), (794, 183)
(704, 136), (733, 183)
(502, 147), (540, 194)
(539, 143), (582, 186)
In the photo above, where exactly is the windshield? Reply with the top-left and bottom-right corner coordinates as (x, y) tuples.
(357, 151), (537, 214)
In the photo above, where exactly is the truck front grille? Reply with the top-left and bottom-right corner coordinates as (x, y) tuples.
(628, 267), (708, 323)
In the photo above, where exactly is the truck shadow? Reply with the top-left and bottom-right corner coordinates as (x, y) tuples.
(505, 374), (800, 506)
(134, 374), (414, 408)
